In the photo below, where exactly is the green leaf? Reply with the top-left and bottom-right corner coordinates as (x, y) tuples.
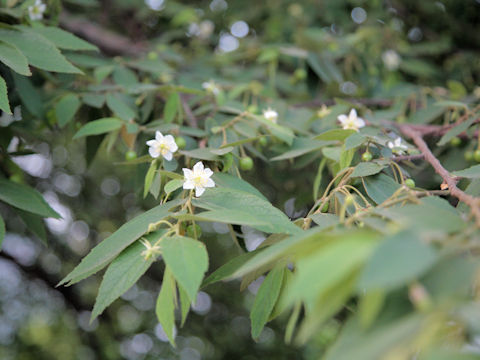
(180, 148), (220, 161)
(315, 129), (356, 141)
(250, 265), (285, 339)
(363, 173), (401, 204)
(178, 283), (190, 326)
(202, 251), (258, 287)
(358, 290), (385, 329)
(0, 215), (5, 249)
(212, 173), (267, 200)
(164, 179), (183, 194)
(452, 164), (480, 179)
(106, 93), (137, 121)
(24, 26), (98, 51)
(339, 146), (355, 170)
(344, 133), (367, 150)
(58, 198), (183, 286)
(0, 41), (31, 76)
(437, 116), (476, 146)
(73, 118), (123, 139)
(308, 213), (340, 230)
(91, 233), (161, 320)
(358, 230), (437, 291)
(0, 28), (82, 74)
(156, 267), (177, 346)
(144, 160), (158, 198)
(313, 157), (327, 200)
(271, 137), (329, 161)
(160, 236), (209, 302)
(0, 178), (60, 219)
(351, 162), (386, 178)
(55, 94), (81, 128)
(174, 210), (270, 228)
(12, 73), (43, 116)
(17, 209), (47, 245)
(164, 92), (180, 123)
(193, 187), (301, 235)
(0, 76), (11, 115)
(458, 179), (480, 213)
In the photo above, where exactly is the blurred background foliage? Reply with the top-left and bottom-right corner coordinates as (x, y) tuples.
(1, 0), (480, 359)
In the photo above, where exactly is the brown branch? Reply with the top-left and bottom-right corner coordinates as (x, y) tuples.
(180, 94), (198, 128)
(59, 11), (147, 56)
(391, 154), (425, 162)
(397, 124), (480, 227)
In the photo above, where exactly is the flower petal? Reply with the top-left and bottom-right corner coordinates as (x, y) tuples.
(155, 131), (164, 141)
(146, 139), (157, 146)
(356, 118), (365, 128)
(349, 109), (357, 119)
(183, 180), (195, 190)
(182, 168), (193, 179)
(149, 147), (160, 158)
(195, 186), (206, 197)
(163, 151), (173, 161)
(337, 115), (348, 124)
(193, 161), (204, 172)
(203, 168), (213, 177)
(205, 178), (215, 187)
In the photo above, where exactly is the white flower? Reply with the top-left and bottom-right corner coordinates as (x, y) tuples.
(241, 225), (266, 252)
(382, 50), (401, 71)
(337, 109), (365, 131)
(28, 0), (46, 21)
(202, 80), (220, 95)
(146, 131), (178, 161)
(387, 137), (408, 155)
(263, 108), (278, 123)
(140, 238), (162, 260)
(183, 161), (215, 197)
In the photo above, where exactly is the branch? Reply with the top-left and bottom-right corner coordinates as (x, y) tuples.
(180, 94), (198, 128)
(59, 11), (147, 56)
(294, 98), (394, 108)
(397, 124), (480, 227)
(391, 154), (425, 162)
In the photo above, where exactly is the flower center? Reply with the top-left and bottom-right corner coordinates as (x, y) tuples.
(193, 175), (205, 186)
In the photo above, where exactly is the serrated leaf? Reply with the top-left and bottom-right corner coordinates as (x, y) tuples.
(144, 160), (158, 198)
(0, 28), (82, 74)
(271, 137), (328, 161)
(213, 173), (267, 200)
(12, 72), (43, 116)
(308, 213), (339, 230)
(160, 236), (209, 303)
(106, 93), (137, 121)
(0, 41), (31, 76)
(91, 233), (162, 320)
(250, 265), (285, 339)
(164, 92), (180, 123)
(358, 230), (437, 291)
(180, 148), (220, 161)
(23, 26), (98, 51)
(73, 118), (123, 139)
(0, 178), (60, 219)
(315, 129), (356, 141)
(202, 251), (258, 288)
(452, 164), (480, 179)
(363, 173), (401, 204)
(437, 117), (476, 146)
(164, 179), (184, 194)
(58, 198), (183, 286)
(56, 94), (81, 127)
(178, 283), (190, 326)
(351, 162), (386, 178)
(193, 187), (301, 235)
(156, 267), (176, 346)
(344, 132), (367, 150)
(17, 209), (47, 245)
(339, 146), (354, 170)
(0, 76), (11, 115)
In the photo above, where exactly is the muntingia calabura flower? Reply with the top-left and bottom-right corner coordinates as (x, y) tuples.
(28, 0), (46, 21)
(202, 80), (220, 95)
(263, 108), (278, 123)
(382, 50), (401, 71)
(140, 239), (162, 261)
(146, 131), (178, 161)
(183, 161), (215, 197)
(387, 137), (408, 155)
(337, 109), (365, 131)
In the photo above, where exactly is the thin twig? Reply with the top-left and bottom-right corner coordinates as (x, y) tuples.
(294, 98), (394, 108)
(391, 154), (425, 162)
(398, 124), (480, 227)
(179, 94), (198, 128)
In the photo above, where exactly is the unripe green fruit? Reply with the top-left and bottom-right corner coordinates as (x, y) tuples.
(175, 136), (187, 150)
(258, 136), (268, 147)
(361, 151), (373, 162)
(125, 150), (137, 161)
(239, 156), (254, 171)
(247, 105), (258, 114)
(405, 179), (415, 188)
(321, 202), (329, 213)
(450, 137), (461, 147)
(147, 51), (158, 60)
(344, 194), (355, 206)
(222, 153), (234, 172)
(294, 68), (307, 80)
(9, 174), (23, 184)
(465, 151), (474, 162)
(187, 224), (202, 238)
(474, 150), (480, 163)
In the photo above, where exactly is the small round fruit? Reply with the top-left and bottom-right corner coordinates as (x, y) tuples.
(239, 156), (254, 171)
(464, 151), (474, 162)
(450, 137), (461, 147)
(405, 179), (415, 188)
(247, 105), (258, 114)
(361, 151), (373, 162)
(474, 150), (480, 163)
(187, 224), (202, 238)
(9, 174), (23, 184)
(294, 68), (307, 80)
(321, 202), (329, 213)
(125, 150), (137, 161)
(344, 194), (355, 206)
(258, 136), (268, 147)
(175, 136), (187, 150)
